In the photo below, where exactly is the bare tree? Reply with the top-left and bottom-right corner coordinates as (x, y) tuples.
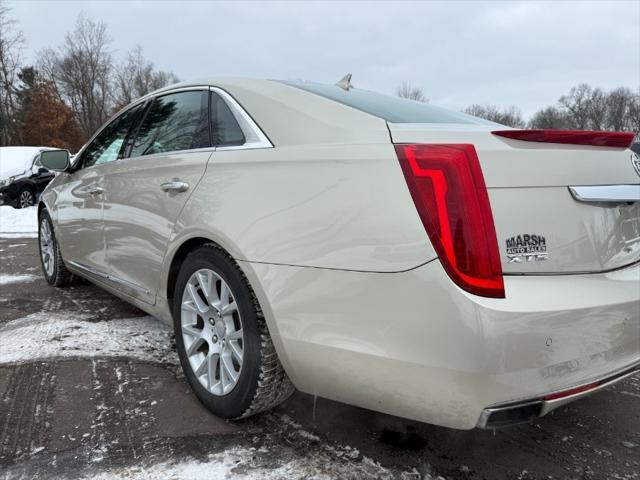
(627, 92), (640, 133)
(396, 81), (428, 103)
(114, 45), (179, 108)
(605, 87), (638, 132)
(0, 0), (24, 145)
(38, 14), (114, 137)
(558, 84), (593, 129)
(463, 104), (525, 128)
(542, 84), (639, 132)
(528, 106), (570, 129)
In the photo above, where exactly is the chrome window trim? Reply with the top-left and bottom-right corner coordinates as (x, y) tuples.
(210, 86), (273, 151)
(569, 184), (640, 203)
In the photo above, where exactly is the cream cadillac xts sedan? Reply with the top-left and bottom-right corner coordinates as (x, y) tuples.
(38, 78), (640, 429)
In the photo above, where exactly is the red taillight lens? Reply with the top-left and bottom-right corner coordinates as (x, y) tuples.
(492, 130), (635, 148)
(395, 144), (505, 298)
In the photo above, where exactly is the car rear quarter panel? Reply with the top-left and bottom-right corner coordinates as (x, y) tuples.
(169, 143), (435, 273)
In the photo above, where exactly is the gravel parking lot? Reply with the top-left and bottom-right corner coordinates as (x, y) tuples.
(1, 207), (639, 479)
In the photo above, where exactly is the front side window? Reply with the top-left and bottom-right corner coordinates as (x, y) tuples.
(82, 104), (144, 168)
(130, 91), (209, 157)
(210, 92), (245, 146)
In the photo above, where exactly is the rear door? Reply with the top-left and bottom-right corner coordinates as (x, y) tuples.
(102, 88), (212, 304)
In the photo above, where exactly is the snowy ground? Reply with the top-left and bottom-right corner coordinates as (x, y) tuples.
(1, 207), (639, 480)
(0, 205), (38, 238)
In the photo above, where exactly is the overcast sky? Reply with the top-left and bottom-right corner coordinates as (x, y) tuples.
(8, 0), (640, 117)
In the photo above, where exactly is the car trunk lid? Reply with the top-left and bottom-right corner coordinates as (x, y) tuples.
(389, 123), (640, 275)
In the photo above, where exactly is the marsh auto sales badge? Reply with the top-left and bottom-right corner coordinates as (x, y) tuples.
(506, 234), (548, 263)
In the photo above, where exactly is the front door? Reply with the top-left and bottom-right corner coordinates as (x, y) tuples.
(54, 104), (145, 278)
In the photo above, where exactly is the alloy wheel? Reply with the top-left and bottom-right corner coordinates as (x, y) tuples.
(180, 268), (244, 396)
(39, 218), (55, 277)
(19, 190), (34, 208)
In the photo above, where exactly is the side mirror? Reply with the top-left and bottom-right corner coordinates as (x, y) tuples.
(40, 150), (70, 172)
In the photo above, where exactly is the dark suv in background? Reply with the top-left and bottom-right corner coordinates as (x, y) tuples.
(0, 147), (57, 208)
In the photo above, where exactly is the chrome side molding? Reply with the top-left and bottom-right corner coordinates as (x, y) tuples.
(569, 185), (640, 203)
(68, 260), (108, 279)
(67, 260), (150, 295)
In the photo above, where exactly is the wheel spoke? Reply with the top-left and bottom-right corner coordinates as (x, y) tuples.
(222, 354), (238, 383)
(220, 358), (227, 391)
(186, 282), (208, 313)
(229, 340), (243, 365)
(194, 354), (209, 377)
(186, 337), (205, 356)
(226, 328), (243, 340)
(219, 281), (229, 307)
(196, 271), (213, 304)
(207, 354), (218, 390)
(181, 301), (199, 314)
(182, 324), (201, 338)
(222, 302), (237, 316)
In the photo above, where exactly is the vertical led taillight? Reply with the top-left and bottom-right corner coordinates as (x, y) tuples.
(395, 144), (505, 298)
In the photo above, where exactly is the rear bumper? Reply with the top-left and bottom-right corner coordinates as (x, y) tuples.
(477, 361), (640, 428)
(244, 259), (640, 429)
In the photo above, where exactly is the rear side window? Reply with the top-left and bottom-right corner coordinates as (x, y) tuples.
(82, 104), (144, 168)
(210, 92), (245, 146)
(130, 90), (209, 157)
(281, 81), (493, 125)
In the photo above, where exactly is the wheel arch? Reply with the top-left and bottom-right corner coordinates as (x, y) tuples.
(163, 234), (294, 383)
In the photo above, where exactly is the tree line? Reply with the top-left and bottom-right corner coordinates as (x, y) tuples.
(0, 4), (178, 151)
(398, 84), (640, 133)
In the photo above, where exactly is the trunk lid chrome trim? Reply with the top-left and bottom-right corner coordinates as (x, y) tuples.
(569, 185), (640, 203)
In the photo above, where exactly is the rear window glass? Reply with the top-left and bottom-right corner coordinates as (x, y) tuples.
(281, 81), (492, 125)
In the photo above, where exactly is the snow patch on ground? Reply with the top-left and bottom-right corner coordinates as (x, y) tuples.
(76, 438), (426, 480)
(0, 312), (176, 366)
(0, 273), (37, 285)
(0, 205), (38, 238)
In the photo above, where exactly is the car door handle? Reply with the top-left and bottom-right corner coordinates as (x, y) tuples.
(160, 180), (190, 193)
(88, 187), (104, 196)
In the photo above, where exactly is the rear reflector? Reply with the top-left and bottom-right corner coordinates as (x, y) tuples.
(492, 130), (636, 148)
(395, 144), (505, 298)
(543, 382), (599, 401)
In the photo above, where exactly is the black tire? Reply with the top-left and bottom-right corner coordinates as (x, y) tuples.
(38, 209), (76, 287)
(172, 244), (294, 419)
(18, 187), (35, 209)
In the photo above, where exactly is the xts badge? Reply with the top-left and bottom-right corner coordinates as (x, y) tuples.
(505, 234), (548, 263)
